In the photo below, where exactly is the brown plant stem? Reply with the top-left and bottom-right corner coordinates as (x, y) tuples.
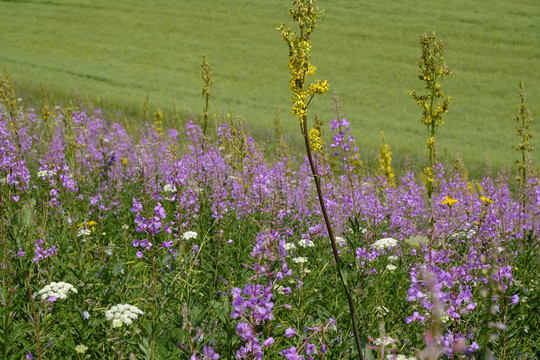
(301, 115), (364, 360)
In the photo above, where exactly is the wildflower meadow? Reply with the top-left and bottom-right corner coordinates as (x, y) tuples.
(1, 1), (539, 359)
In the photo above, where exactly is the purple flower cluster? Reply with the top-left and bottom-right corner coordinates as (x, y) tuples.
(231, 283), (274, 359)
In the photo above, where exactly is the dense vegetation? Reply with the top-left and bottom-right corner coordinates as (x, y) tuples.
(0, 0), (539, 170)
(1, 0), (539, 359)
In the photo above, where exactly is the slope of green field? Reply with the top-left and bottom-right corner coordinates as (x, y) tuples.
(0, 0), (539, 171)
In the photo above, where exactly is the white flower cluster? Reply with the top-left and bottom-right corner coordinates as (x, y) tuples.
(77, 229), (91, 237)
(386, 355), (417, 360)
(284, 243), (296, 251)
(38, 282), (78, 301)
(105, 304), (144, 328)
(182, 231), (198, 241)
(335, 236), (347, 247)
(292, 257), (308, 264)
(37, 170), (56, 178)
(386, 264), (398, 272)
(372, 238), (398, 251)
(163, 184), (177, 193)
(374, 335), (395, 346)
(388, 255), (399, 262)
(298, 239), (315, 248)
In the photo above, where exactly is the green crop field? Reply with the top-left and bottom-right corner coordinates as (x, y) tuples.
(0, 0), (539, 173)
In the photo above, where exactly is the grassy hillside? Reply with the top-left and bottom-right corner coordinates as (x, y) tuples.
(0, 0), (539, 171)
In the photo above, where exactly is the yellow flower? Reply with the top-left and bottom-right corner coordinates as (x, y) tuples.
(441, 196), (458, 206)
(426, 137), (436, 149)
(480, 195), (492, 204)
(308, 80), (329, 95)
(308, 128), (323, 154)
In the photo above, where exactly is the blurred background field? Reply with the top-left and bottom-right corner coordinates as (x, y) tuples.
(0, 0), (538, 174)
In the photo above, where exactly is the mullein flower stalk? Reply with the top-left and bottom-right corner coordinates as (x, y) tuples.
(278, 1), (364, 358)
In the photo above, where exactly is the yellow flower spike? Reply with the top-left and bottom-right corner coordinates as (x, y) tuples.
(426, 137), (436, 149)
(441, 196), (458, 206)
(308, 128), (323, 154)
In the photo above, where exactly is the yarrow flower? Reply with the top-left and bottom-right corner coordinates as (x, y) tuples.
(297, 239), (314, 248)
(284, 243), (296, 251)
(374, 335), (396, 346)
(292, 257), (308, 264)
(77, 228), (91, 237)
(38, 282), (77, 301)
(105, 304), (144, 328)
(182, 231), (198, 241)
(386, 355), (417, 360)
(386, 264), (397, 272)
(36, 169), (56, 178)
(335, 236), (347, 247)
(372, 238), (398, 251)
(163, 183), (177, 193)
(74, 344), (88, 354)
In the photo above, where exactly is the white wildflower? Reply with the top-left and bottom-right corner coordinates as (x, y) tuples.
(75, 344), (88, 354)
(37, 170), (56, 178)
(284, 243), (296, 251)
(372, 238), (398, 251)
(122, 224), (129, 230)
(105, 304), (143, 327)
(387, 355), (417, 360)
(292, 257), (308, 264)
(182, 231), (198, 241)
(388, 255), (399, 262)
(163, 184), (177, 193)
(297, 239), (314, 248)
(386, 264), (398, 272)
(38, 282), (77, 301)
(335, 236), (347, 247)
(77, 228), (91, 237)
(374, 335), (395, 346)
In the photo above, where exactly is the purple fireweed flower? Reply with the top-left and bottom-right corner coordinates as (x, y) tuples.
(263, 337), (274, 347)
(32, 238), (57, 263)
(510, 294), (519, 304)
(406, 311), (426, 324)
(131, 198), (143, 213)
(285, 328), (297, 338)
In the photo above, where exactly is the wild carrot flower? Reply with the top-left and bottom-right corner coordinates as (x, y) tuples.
(372, 238), (398, 251)
(38, 282), (77, 301)
(105, 304), (144, 328)
(74, 344), (88, 354)
(182, 231), (198, 240)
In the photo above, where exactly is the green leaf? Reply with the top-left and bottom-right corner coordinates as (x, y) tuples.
(21, 198), (36, 230)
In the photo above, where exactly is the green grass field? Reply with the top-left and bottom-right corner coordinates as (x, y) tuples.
(1, 0), (539, 172)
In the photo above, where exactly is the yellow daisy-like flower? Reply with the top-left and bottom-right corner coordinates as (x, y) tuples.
(441, 196), (458, 206)
(480, 195), (492, 204)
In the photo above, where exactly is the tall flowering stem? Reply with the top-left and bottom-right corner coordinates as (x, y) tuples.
(278, 1), (364, 358)
(409, 32), (453, 199)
